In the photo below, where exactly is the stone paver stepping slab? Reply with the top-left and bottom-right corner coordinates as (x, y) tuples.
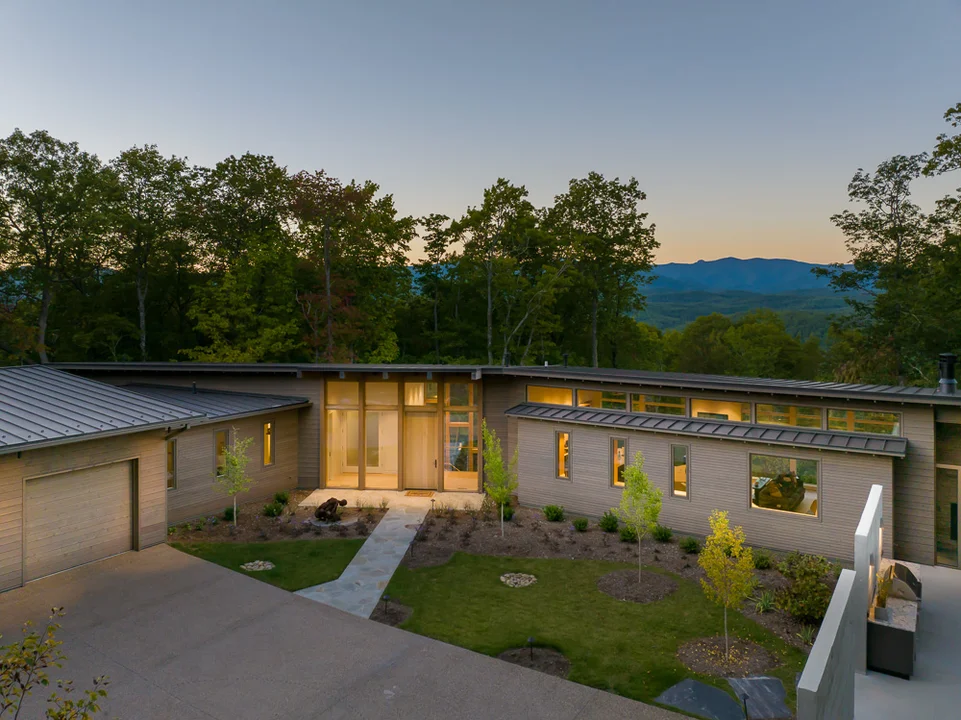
(296, 505), (427, 618)
(655, 678), (745, 720)
(726, 677), (790, 720)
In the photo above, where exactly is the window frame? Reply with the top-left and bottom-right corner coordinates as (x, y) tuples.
(748, 452), (821, 520)
(526, 384), (574, 406)
(214, 428), (230, 478)
(690, 398), (752, 423)
(555, 430), (572, 481)
(166, 438), (178, 491)
(610, 436), (627, 487)
(826, 407), (902, 436)
(631, 393), (687, 416)
(670, 443), (690, 499)
(577, 389), (628, 410)
(263, 419), (275, 467)
(754, 402), (824, 430)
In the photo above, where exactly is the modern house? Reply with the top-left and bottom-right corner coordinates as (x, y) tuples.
(2, 356), (960, 592)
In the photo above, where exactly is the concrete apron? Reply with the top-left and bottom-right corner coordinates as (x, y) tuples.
(296, 505), (427, 617)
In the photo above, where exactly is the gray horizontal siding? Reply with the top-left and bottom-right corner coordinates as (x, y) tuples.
(893, 406), (936, 563)
(516, 418), (893, 562)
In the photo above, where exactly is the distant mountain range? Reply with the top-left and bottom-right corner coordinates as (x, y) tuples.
(649, 257), (841, 293)
(640, 258), (852, 339)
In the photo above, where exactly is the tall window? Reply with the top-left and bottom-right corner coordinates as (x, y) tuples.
(577, 390), (628, 410)
(527, 385), (573, 406)
(691, 399), (751, 422)
(444, 381), (479, 491)
(632, 394), (686, 415)
(215, 429), (229, 477)
(611, 437), (626, 486)
(327, 381), (360, 488)
(365, 381), (400, 490)
(404, 381), (438, 406)
(556, 431), (571, 479)
(166, 439), (177, 490)
(756, 404), (822, 429)
(263, 421), (274, 466)
(671, 445), (689, 497)
(750, 454), (819, 517)
(828, 409), (900, 435)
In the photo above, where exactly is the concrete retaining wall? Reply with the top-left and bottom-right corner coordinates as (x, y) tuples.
(797, 568), (857, 720)
(853, 484), (883, 674)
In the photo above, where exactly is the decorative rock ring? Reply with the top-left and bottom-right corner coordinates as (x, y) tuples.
(240, 560), (275, 572)
(500, 573), (537, 588)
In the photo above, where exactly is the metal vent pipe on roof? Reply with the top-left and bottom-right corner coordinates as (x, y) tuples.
(938, 353), (957, 394)
(192, 382), (197, 394)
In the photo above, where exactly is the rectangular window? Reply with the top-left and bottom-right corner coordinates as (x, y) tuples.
(827, 409), (901, 436)
(446, 382), (474, 407)
(691, 399), (751, 422)
(166, 439), (177, 490)
(611, 437), (626, 486)
(365, 410), (399, 489)
(556, 431), (571, 479)
(527, 385), (574, 406)
(445, 410), (479, 490)
(577, 389), (628, 410)
(327, 380), (359, 406)
(215, 429), (229, 477)
(632, 394), (686, 415)
(672, 445), (689, 497)
(365, 381), (399, 406)
(326, 409), (360, 488)
(404, 381), (438, 406)
(263, 421), (274, 466)
(750, 454), (819, 517)
(756, 403), (822, 429)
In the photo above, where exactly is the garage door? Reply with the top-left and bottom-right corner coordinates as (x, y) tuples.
(24, 462), (134, 582)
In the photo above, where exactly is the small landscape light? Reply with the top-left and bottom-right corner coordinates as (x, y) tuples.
(527, 636), (535, 661)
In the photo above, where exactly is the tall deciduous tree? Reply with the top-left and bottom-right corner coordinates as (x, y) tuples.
(481, 419), (518, 537)
(548, 172), (657, 367)
(699, 510), (755, 659)
(108, 145), (191, 360)
(0, 129), (109, 362)
(415, 213), (452, 362)
(613, 451), (662, 581)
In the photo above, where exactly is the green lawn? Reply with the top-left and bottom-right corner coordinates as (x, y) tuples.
(386, 554), (806, 710)
(172, 539), (364, 591)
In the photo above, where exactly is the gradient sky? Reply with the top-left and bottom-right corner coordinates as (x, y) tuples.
(2, 1), (959, 263)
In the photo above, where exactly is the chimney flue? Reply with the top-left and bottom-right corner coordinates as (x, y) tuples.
(938, 353), (957, 394)
(192, 382), (197, 395)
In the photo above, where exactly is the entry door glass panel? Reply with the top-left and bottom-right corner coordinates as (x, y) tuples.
(936, 466), (960, 567)
(404, 413), (438, 489)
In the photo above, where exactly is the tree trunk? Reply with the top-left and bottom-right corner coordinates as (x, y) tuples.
(591, 292), (599, 368)
(638, 536), (642, 582)
(486, 264), (494, 364)
(37, 284), (52, 364)
(323, 223), (334, 361)
(500, 502), (504, 538)
(136, 271), (148, 361)
(233, 495), (238, 528)
(433, 290), (440, 362)
(724, 607), (729, 658)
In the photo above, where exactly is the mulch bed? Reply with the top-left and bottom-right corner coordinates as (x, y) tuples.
(167, 488), (387, 544)
(497, 647), (570, 678)
(597, 569), (678, 603)
(370, 600), (413, 627)
(677, 637), (778, 678)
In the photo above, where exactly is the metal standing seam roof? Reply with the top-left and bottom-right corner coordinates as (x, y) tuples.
(0, 365), (202, 455)
(123, 384), (311, 421)
(505, 402), (909, 458)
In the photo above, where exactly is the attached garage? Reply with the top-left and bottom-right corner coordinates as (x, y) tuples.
(24, 461), (136, 582)
(0, 365), (200, 593)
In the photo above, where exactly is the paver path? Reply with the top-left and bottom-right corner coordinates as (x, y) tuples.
(296, 505), (427, 617)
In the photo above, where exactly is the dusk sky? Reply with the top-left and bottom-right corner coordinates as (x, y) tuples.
(3, 1), (958, 263)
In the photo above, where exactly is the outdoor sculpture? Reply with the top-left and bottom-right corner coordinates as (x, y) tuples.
(314, 497), (347, 522)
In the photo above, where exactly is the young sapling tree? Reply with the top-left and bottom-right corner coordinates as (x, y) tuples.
(613, 451), (663, 581)
(214, 430), (253, 527)
(481, 419), (518, 537)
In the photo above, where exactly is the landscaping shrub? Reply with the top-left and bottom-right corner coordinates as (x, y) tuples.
(652, 524), (673, 542)
(599, 510), (619, 533)
(379, 497), (390, 511)
(619, 525), (638, 543)
(776, 551), (834, 624)
(753, 549), (773, 570)
(754, 590), (776, 613)
(223, 507), (235, 522)
(572, 517), (589, 532)
(502, 505), (515, 521)
(274, 491), (290, 506)
(263, 502), (284, 518)
(679, 536), (701, 554)
(543, 505), (565, 522)
(796, 625), (816, 645)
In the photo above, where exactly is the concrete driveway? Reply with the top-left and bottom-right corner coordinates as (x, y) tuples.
(0, 546), (682, 720)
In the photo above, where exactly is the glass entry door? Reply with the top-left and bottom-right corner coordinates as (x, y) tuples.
(936, 466), (960, 567)
(404, 413), (438, 489)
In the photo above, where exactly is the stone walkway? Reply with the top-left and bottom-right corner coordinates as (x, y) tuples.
(296, 504), (428, 617)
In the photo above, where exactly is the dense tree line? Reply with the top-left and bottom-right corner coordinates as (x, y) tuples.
(5, 100), (956, 384)
(817, 100), (961, 385)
